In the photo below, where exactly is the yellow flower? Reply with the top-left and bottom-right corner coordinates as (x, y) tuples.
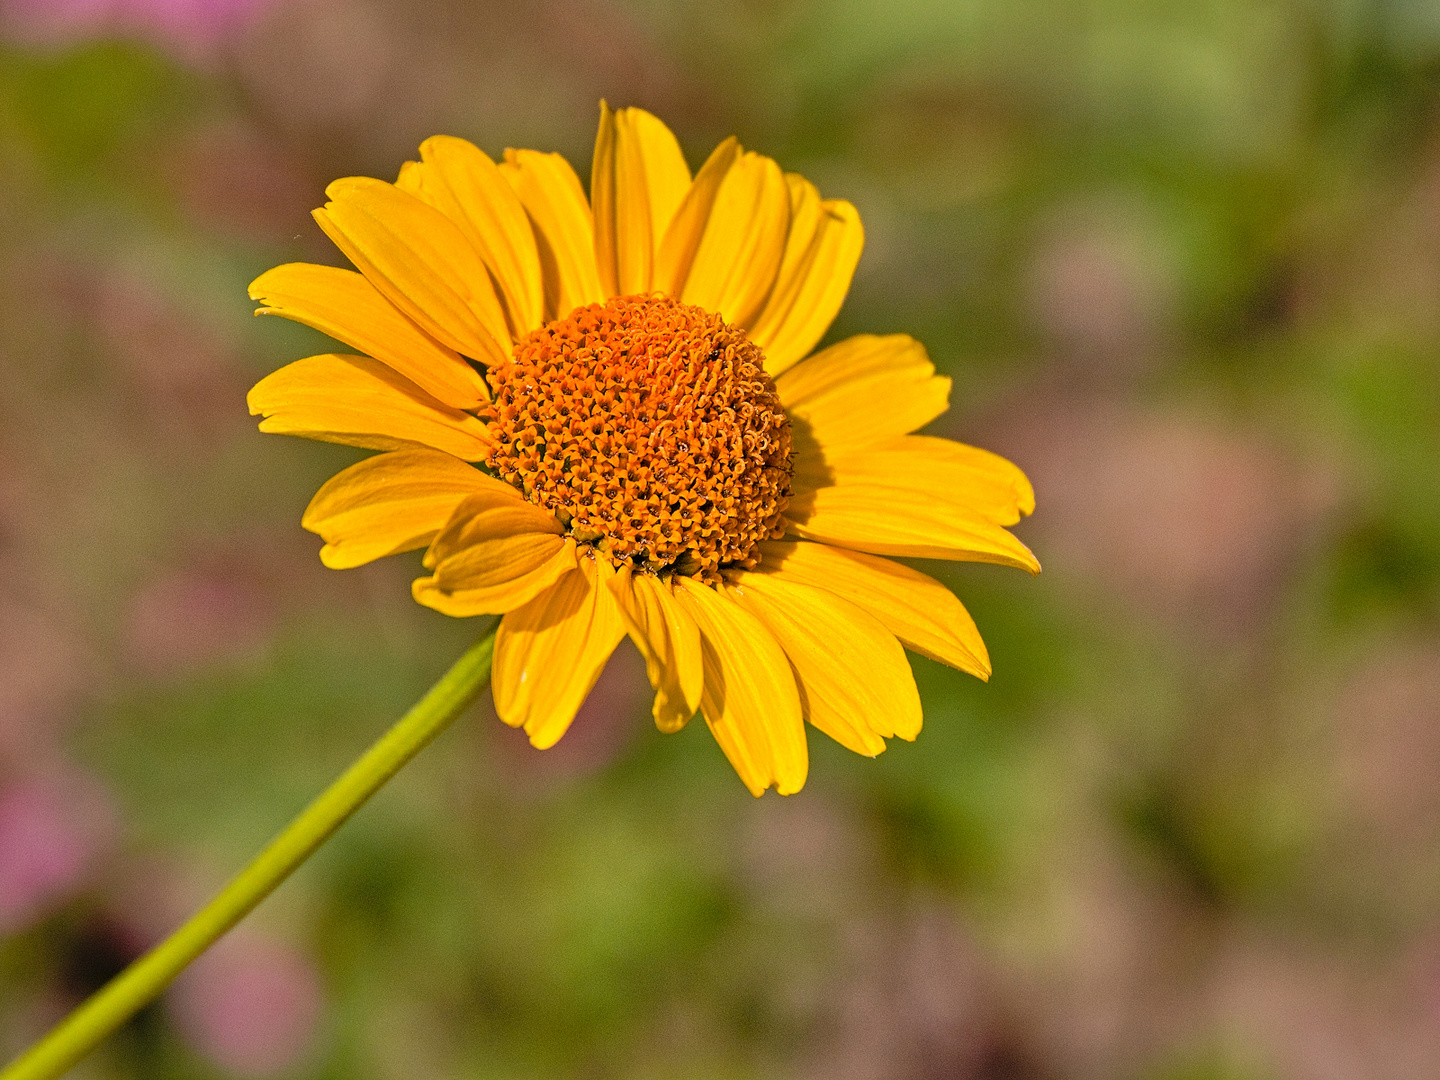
(247, 104), (1038, 796)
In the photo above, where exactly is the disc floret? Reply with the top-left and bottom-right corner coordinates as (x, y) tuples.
(484, 295), (792, 581)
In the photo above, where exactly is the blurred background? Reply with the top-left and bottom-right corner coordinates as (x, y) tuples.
(2, 0), (1440, 1077)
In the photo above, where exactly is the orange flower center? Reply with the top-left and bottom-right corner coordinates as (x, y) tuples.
(484, 294), (792, 581)
(489, 296), (794, 578)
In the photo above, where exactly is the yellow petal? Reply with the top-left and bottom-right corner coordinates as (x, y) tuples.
(627, 111), (693, 275)
(652, 137), (740, 299)
(414, 534), (577, 617)
(492, 556), (627, 748)
(756, 540), (990, 679)
(675, 150), (790, 327)
(498, 148), (604, 320)
(247, 354), (493, 460)
(249, 263), (489, 410)
(727, 572), (921, 753)
(423, 490), (561, 569)
(786, 479), (1039, 572)
(750, 179), (864, 376)
(747, 172), (819, 351)
(785, 434), (1040, 572)
(314, 176), (510, 365)
(776, 335), (950, 455)
(589, 103), (623, 295)
(673, 577), (806, 796)
(301, 448), (498, 569)
(414, 135), (544, 336)
(795, 434), (1035, 525)
(592, 102), (692, 298)
(394, 159), (424, 195)
(606, 564), (702, 733)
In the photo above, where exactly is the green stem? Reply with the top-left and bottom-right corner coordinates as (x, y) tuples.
(1, 629), (497, 1080)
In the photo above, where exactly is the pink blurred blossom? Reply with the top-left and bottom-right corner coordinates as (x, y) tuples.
(0, 604), (88, 764)
(990, 399), (1337, 631)
(0, 772), (115, 934)
(1334, 644), (1440, 837)
(125, 565), (277, 675)
(1027, 201), (1179, 373)
(1206, 931), (1440, 1080)
(1, 0), (281, 58)
(95, 269), (250, 443)
(166, 121), (315, 242)
(169, 929), (323, 1077)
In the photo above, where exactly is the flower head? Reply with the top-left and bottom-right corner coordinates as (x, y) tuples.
(248, 104), (1038, 795)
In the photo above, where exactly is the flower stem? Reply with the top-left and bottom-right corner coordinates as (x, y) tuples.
(1, 629), (497, 1080)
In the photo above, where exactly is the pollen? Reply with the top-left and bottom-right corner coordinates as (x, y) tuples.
(484, 294), (792, 581)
